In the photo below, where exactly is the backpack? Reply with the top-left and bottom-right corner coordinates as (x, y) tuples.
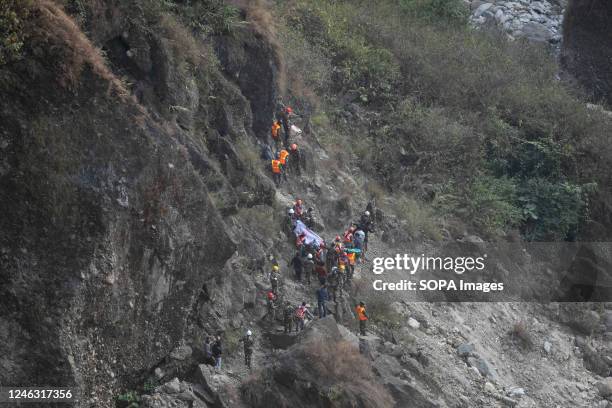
(295, 306), (305, 319)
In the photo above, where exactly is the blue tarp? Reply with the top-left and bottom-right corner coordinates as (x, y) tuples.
(293, 220), (324, 247)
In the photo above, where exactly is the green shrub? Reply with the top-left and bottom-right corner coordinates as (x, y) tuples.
(397, 0), (469, 25)
(518, 179), (596, 241)
(437, 176), (521, 234)
(116, 390), (140, 408)
(393, 196), (442, 240)
(179, 0), (244, 35)
(288, 0), (400, 102)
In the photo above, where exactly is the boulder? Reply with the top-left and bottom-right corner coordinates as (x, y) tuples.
(408, 318), (421, 329)
(300, 315), (342, 343)
(373, 354), (403, 378)
(338, 323), (360, 348)
(468, 356), (499, 381)
(170, 345), (193, 361)
(160, 377), (181, 394)
(596, 378), (612, 397)
(457, 343), (476, 358)
(474, 3), (493, 17)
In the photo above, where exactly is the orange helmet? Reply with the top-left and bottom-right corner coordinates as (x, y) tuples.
(290, 143), (298, 151)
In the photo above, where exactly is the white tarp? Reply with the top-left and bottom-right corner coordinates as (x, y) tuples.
(293, 220), (324, 247)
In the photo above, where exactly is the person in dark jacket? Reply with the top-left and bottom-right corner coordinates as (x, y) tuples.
(303, 253), (315, 285)
(278, 106), (292, 146)
(290, 251), (304, 282)
(242, 330), (255, 369)
(212, 336), (223, 370)
(203, 337), (215, 366)
(316, 284), (329, 318)
(289, 143), (302, 176)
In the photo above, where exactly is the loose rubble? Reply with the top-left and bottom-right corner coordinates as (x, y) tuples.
(467, 0), (565, 44)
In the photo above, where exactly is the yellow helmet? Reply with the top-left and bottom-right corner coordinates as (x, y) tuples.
(339, 264), (345, 270)
(272, 265), (279, 272)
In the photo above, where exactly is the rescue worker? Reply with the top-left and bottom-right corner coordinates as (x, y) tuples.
(328, 267), (340, 302)
(288, 207), (298, 223)
(289, 143), (302, 176)
(203, 337), (215, 366)
(278, 106), (292, 146)
(343, 226), (355, 246)
(242, 330), (254, 369)
(293, 199), (304, 218)
(265, 290), (277, 321)
(296, 233), (306, 250)
(286, 208), (297, 236)
(338, 251), (349, 279)
(270, 265), (280, 295)
(354, 229), (365, 262)
(303, 207), (314, 228)
(279, 149), (290, 180)
(357, 210), (375, 258)
(315, 261), (327, 285)
(283, 301), (294, 333)
(271, 157), (283, 187)
(316, 284), (329, 318)
(303, 253), (315, 286)
(337, 264), (346, 294)
(271, 120), (282, 149)
(212, 336), (223, 370)
(295, 301), (314, 332)
(346, 250), (356, 281)
(355, 302), (368, 336)
(290, 251), (304, 282)
(315, 242), (327, 265)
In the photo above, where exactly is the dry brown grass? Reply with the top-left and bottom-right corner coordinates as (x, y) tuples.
(509, 320), (534, 350)
(301, 339), (395, 407)
(232, 0), (285, 93)
(159, 12), (204, 67)
(28, 0), (127, 95)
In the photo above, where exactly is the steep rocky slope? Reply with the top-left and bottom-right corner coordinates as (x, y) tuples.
(2, 1), (612, 408)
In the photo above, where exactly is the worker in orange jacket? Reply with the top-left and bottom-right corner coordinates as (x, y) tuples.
(271, 158), (283, 186)
(347, 251), (356, 280)
(279, 149), (290, 181)
(355, 301), (368, 336)
(271, 120), (282, 149)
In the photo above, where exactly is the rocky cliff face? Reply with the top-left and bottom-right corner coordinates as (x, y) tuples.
(562, 0), (612, 106)
(0, 1), (278, 406)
